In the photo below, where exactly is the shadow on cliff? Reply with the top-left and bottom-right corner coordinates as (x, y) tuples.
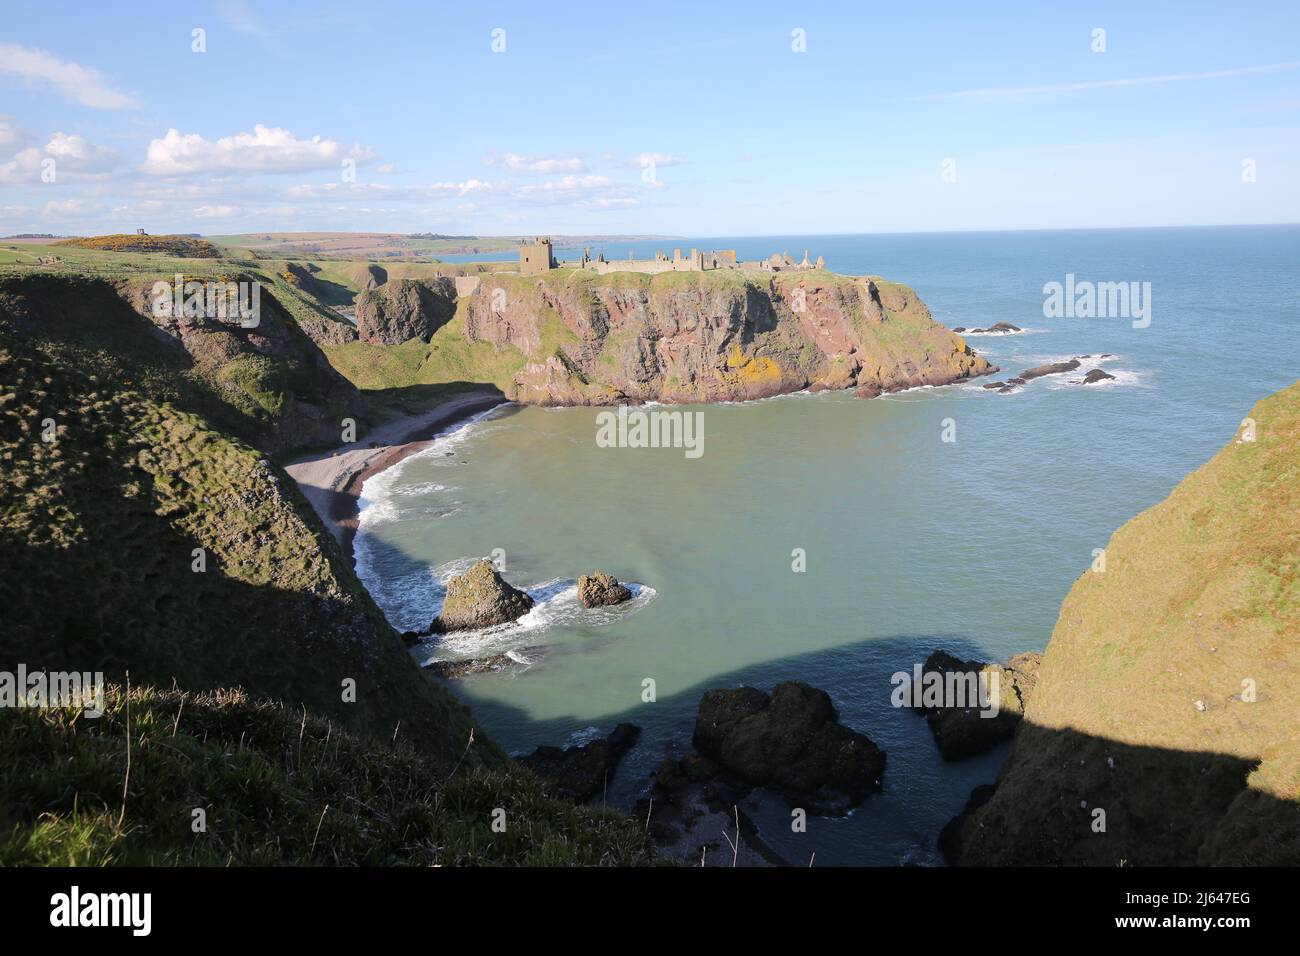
(942, 721), (1300, 866)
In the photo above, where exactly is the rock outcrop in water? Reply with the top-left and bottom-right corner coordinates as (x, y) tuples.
(518, 723), (642, 802)
(578, 571), (632, 608)
(683, 681), (886, 815)
(431, 560), (534, 633)
(912, 650), (1042, 760)
(949, 381), (1300, 865)
(355, 276), (457, 345)
(1018, 358), (1081, 381)
(446, 270), (993, 405)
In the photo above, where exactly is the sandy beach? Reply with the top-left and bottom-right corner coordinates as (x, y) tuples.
(284, 388), (507, 564)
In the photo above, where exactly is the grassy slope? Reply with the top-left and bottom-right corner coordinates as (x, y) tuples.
(960, 380), (1300, 865)
(0, 262), (655, 865)
(0, 327), (475, 759)
(0, 686), (655, 866)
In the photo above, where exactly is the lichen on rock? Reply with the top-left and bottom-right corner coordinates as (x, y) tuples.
(431, 559), (534, 633)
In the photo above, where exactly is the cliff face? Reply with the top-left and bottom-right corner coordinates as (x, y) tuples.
(445, 269), (991, 405)
(956, 381), (1300, 865)
(355, 277), (457, 345)
(0, 273), (363, 454)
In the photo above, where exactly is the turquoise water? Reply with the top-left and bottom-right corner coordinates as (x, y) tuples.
(357, 226), (1299, 865)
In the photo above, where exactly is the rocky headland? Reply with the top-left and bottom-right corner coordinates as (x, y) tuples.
(326, 268), (995, 405)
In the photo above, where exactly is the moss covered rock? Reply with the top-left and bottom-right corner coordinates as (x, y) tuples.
(432, 560), (534, 632)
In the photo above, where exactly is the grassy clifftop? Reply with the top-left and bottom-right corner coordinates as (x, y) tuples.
(958, 380), (1300, 865)
(0, 270), (656, 865)
(0, 686), (654, 866)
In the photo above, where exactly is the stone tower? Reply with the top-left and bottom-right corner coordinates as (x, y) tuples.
(519, 237), (555, 275)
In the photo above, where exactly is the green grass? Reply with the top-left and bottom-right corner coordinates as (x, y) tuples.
(959, 380), (1300, 865)
(0, 685), (658, 866)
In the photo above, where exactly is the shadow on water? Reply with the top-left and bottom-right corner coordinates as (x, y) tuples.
(414, 627), (1299, 866)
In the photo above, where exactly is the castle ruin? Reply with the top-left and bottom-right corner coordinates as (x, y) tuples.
(517, 237), (823, 276)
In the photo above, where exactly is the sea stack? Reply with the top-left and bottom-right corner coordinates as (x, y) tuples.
(578, 571), (633, 608)
(431, 559), (534, 632)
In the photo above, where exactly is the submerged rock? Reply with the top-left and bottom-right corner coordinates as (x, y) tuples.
(690, 681), (886, 815)
(1018, 358), (1081, 381)
(430, 560), (534, 633)
(425, 651), (528, 679)
(911, 650), (1042, 760)
(517, 723), (641, 802)
(577, 571), (633, 608)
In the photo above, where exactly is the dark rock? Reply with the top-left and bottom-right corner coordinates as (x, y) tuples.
(938, 783), (997, 864)
(1082, 368), (1115, 384)
(517, 723), (641, 802)
(577, 570), (632, 608)
(355, 277), (457, 345)
(692, 681), (886, 814)
(981, 381), (1007, 390)
(1007, 377), (1026, 385)
(1018, 358), (1081, 381)
(640, 754), (788, 866)
(430, 559), (534, 633)
(985, 321), (1021, 333)
(399, 630), (422, 647)
(911, 650), (1043, 760)
(952, 327), (967, 333)
(425, 651), (526, 679)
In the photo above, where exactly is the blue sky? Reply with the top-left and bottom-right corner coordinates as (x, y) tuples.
(1, 0), (1298, 236)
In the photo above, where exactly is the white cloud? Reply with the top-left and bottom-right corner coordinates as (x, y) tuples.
(516, 174), (613, 196)
(217, 0), (272, 41)
(193, 204), (239, 219)
(431, 178), (493, 196)
(487, 152), (587, 175)
(0, 131), (118, 184)
(512, 174), (639, 209)
(42, 198), (102, 218)
(0, 44), (138, 109)
(916, 60), (1300, 101)
(0, 116), (28, 152)
(142, 124), (372, 176)
(628, 152), (686, 169)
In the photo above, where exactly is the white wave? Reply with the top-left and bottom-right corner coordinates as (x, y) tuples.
(417, 577), (659, 660)
(1045, 367), (1148, 390)
(956, 326), (1045, 337)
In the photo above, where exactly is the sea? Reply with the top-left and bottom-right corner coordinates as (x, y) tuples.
(352, 226), (1299, 865)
